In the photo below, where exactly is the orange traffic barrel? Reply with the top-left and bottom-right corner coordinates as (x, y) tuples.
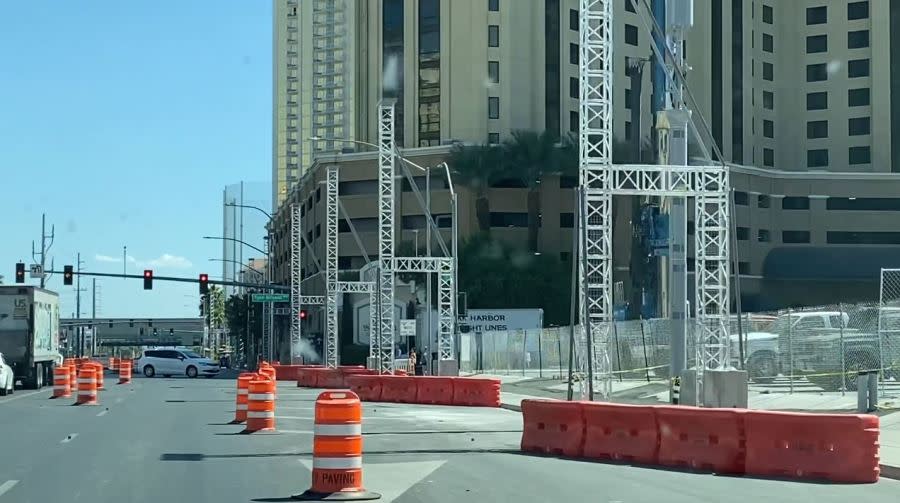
(75, 367), (98, 405)
(68, 363), (77, 391)
(118, 359), (132, 384)
(243, 379), (276, 433)
(91, 362), (105, 391)
(108, 357), (117, 371)
(232, 372), (256, 424)
(51, 366), (71, 398)
(293, 390), (379, 501)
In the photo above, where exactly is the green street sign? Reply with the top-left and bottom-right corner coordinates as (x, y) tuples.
(251, 293), (290, 303)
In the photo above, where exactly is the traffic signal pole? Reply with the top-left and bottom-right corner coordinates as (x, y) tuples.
(42, 269), (289, 291)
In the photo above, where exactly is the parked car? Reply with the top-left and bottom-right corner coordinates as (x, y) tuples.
(0, 352), (15, 396)
(135, 348), (220, 378)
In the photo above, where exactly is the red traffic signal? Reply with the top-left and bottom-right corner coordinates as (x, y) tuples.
(199, 273), (209, 295)
(143, 269), (153, 290)
(15, 263), (25, 283)
(299, 309), (308, 320)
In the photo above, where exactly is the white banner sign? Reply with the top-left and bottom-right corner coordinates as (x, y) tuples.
(457, 309), (543, 333)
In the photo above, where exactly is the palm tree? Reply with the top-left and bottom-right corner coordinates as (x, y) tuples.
(209, 285), (226, 330)
(502, 130), (561, 252)
(449, 142), (505, 234)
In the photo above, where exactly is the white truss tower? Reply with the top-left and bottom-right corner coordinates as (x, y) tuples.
(285, 0), (301, 185)
(578, 0), (731, 396)
(311, 0), (347, 154)
(290, 204), (302, 362)
(324, 166), (340, 368)
(377, 102), (396, 374)
(393, 257), (455, 361)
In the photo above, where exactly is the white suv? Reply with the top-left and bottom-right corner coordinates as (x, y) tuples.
(136, 348), (221, 378)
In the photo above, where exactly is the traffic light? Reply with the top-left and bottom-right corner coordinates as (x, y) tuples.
(15, 262), (25, 283)
(63, 265), (74, 285)
(300, 309), (308, 320)
(143, 269), (153, 290)
(199, 273), (209, 294)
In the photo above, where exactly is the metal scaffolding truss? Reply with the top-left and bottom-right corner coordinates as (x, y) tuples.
(324, 166), (339, 368)
(290, 204), (302, 360)
(578, 0), (730, 396)
(377, 102), (396, 374)
(336, 281), (374, 293)
(299, 295), (325, 305)
(390, 257), (455, 361)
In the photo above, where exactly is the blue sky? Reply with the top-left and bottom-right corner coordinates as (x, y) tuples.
(0, 1), (272, 318)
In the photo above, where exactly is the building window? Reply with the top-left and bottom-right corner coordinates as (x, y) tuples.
(624, 121), (632, 140)
(848, 59), (870, 78)
(807, 120), (828, 139)
(806, 34), (827, 53)
(625, 24), (638, 46)
(762, 62), (773, 81)
(848, 30), (869, 49)
(807, 149), (829, 167)
(849, 117), (871, 136)
(806, 92), (828, 110)
(849, 88), (870, 106)
(736, 227), (750, 240)
(783, 230), (811, 244)
(489, 0), (499, 11)
(559, 212), (574, 228)
(625, 88), (632, 109)
(806, 63), (827, 82)
(806, 6), (827, 25)
(762, 4), (773, 23)
(687, 221), (695, 235)
(758, 229), (771, 242)
(383, 0), (405, 146)
(738, 262), (751, 275)
(763, 148), (774, 167)
(569, 77), (578, 98)
(315, 224), (321, 238)
(569, 9), (578, 30)
(758, 195), (771, 208)
(625, 0), (635, 13)
(488, 25), (499, 47)
(827, 197), (900, 211)
(763, 91), (774, 110)
(734, 191), (749, 205)
(418, 0), (441, 146)
(569, 111), (578, 133)
(762, 33), (773, 52)
(316, 187), (321, 202)
(569, 43), (579, 64)
(828, 231), (900, 245)
(488, 61), (499, 83)
(545, 0), (560, 136)
(306, 230), (313, 243)
(488, 133), (500, 144)
(848, 1), (869, 20)
(490, 212), (528, 228)
(849, 146), (871, 164)
(763, 120), (774, 138)
(338, 256), (353, 269)
(783, 196), (811, 210)
(488, 97), (499, 119)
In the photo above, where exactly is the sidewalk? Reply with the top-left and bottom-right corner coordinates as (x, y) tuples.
(472, 373), (900, 479)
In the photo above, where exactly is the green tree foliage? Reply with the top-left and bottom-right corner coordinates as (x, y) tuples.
(459, 234), (571, 326)
(448, 142), (505, 234)
(208, 285), (226, 330)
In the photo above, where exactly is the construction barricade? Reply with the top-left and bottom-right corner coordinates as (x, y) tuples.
(414, 376), (454, 405)
(656, 406), (744, 474)
(318, 369), (346, 389)
(75, 367), (98, 406)
(744, 410), (880, 483)
(118, 360), (132, 384)
(582, 402), (658, 465)
(379, 375), (414, 403)
(520, 400), (584, 457)
(297, 367), (321, 388)
(243, 378), (276, 433)
(232, 372), (256, 424)
(344, 375), (383, 402)
(51, 366), (71, 399)
(451, 378), (501, 407)
(293, 390), (380, 501)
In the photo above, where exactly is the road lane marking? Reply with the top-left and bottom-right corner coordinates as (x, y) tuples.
(60, 433), (79, 444)
(0, 390), (44, 403)
(96, 409), (108, 417)
(0, 480), (18, 497)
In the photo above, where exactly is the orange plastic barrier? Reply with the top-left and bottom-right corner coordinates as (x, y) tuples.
(51, 366), (71, 398)
(582, 402), (659, 464)
(414, 376), (454, 405)
(451, 378), (501, 407)
(520, 400), (584, 457)
(744, 410), (879, 483)
(118, 360), (132, 384)
(232, 372), (256, 424)
(75, 367), (98, 406)
(294, 391), (379, 500)
(379, 375), (414, 403)
(344, 375), (383, 402)
(244, 379), (276, 433)
(318, 369), (345, 389)
(297, 368), (320, 388)
(656, 406), (744, 474)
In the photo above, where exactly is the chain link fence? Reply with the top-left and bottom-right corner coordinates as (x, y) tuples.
(460, 299), (900, 401)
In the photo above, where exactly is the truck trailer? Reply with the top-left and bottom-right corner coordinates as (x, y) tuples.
(0, 285), (62, 389)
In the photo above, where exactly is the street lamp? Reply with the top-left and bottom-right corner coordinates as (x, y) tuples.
(202, 236), (267, 256)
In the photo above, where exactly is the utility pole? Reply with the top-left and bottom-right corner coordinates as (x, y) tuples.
(92, 278), (97, 319)
(31, 213), (55, 288)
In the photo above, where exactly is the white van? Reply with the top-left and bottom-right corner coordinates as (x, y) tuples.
(135, 348), (221, 378)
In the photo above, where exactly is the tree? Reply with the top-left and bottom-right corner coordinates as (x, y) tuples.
(449, 142), (505, 234)
(502, 130), (563, 252)
(209, 285), (226, 330)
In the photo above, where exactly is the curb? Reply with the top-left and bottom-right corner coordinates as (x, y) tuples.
(882, 464), (900, 481)
(500, 403), (522, 412)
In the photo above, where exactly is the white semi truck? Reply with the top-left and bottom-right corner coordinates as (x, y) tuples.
(0, 286), (62, 389)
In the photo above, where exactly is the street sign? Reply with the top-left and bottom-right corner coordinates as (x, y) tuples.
(251, 293), (290, 303)
(29, 264), (43, 278)
(399, 319), (416, 336)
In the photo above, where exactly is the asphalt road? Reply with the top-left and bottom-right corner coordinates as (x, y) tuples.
(1, 374), (898, 503)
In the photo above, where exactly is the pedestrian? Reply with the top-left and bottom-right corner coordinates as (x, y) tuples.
(409, 346), (418, 373)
